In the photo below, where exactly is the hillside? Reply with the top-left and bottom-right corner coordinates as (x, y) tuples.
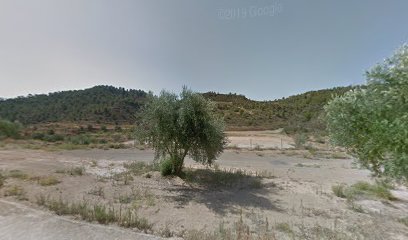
(0, 86), (147, 125)
(0, 85), (353, 133)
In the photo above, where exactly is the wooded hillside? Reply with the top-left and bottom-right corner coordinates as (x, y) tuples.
(0, 85), (353, 133)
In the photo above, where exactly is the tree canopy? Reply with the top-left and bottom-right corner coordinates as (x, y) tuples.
(325, 44), (408, 181)
(136, 87), (227, 175)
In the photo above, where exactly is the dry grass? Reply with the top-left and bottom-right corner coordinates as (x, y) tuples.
(37, 176), (61, 186)
(4, 185), (27, 200)
(35, 194), (152, 232)
(184, 168), (263, 189)
(8, 169), (29, 180)
(332, 181), (395, 201)
(56, 166), (85, 176)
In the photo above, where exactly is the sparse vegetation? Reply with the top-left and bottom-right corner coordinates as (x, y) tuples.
(184, 216), (276, 240)
(398, 217), (408, 227)
(184, 168), (262, 189)
(294, 133), (307, 149)
(8, 169), (29, 180)
(4, 185), (27, 200)
(38, 176), (61, 186)
(332, 181), (395, 201)
(68, 166), (85, 176)
(123, 161), (157, 175)
(35, 195), (152, 231)
(0, 172), (6, 188)
(275, 222), (293, 234)
(88, 186), (104, 197)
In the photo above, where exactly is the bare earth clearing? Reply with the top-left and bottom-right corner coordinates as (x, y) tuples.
(0, 132), (407, 239)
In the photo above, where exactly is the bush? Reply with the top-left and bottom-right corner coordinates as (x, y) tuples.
(69, 135), (93, 145)
(38, 176), (60, 186)
(332, 184), (347, 198)
(294, 133), (307, 148)
(0, 119), (22, 139)
(32, 132), (45, 140)
(160, 158), (174, 176)
(43, 134), (64, 142)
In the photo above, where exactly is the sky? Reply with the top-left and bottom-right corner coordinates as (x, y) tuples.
(0, 0), (407, 101)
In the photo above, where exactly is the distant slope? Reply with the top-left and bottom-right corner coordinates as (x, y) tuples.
(202, 86), (354, 132)
(0, 85), (353, 133)
(0, 86), (147, 124)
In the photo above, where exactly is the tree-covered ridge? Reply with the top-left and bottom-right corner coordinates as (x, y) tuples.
(0, 86), (147, 124)
(0, 85), (353, 133)
(203, 86), (354, 132)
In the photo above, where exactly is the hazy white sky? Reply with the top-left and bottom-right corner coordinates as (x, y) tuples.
(0, 0), (407, 100)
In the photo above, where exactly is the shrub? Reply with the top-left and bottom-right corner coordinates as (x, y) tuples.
(0, 119), (22, 139)
(5, 185), (26, 200)
(294, 133), (307, 148)
(32, 132), (45, 140)
(38, 176), (60, 186)
(160, 158), (174, 176)
(332, 184), (347, 198)
(43, 134), (64, 142)
(69, 135), (92, 145)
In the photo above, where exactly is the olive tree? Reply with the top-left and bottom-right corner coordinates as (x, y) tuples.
(325, 44), (408, 181)
(136, 87), (227, 175)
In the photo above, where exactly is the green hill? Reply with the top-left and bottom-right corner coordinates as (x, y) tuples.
(0, 85), (353, 133)
(0, 86), (147, 125)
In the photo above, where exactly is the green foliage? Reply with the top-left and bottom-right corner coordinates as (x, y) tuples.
(136, 87), (227, 175)
(325, 44), (408, 181)
(160, 158), (174, 176)
(0, 85), (147, 124)
(0, 119), (22, 139)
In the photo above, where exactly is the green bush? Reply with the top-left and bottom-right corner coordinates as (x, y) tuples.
(0, 119), (22, 139)
(68, 135), (93, 145)
(43, 134), (64, 142)
(32, 132), (45, 140)
(160, 158), (174, 176)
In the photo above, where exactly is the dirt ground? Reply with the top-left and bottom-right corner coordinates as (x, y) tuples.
(0, 133), (407, 239)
